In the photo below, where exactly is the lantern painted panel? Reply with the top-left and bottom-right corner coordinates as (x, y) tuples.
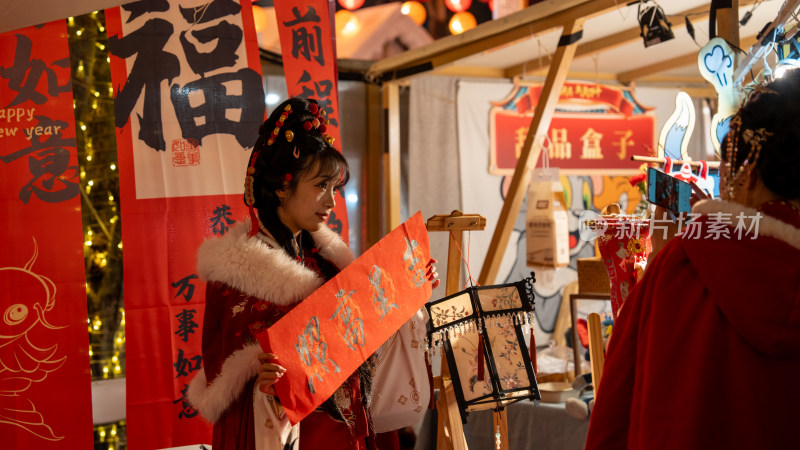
(426, 273), (541, 422)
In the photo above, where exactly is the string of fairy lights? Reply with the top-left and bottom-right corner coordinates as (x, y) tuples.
(68, 10), (127, 450)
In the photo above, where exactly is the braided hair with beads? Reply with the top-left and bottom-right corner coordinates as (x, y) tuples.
(243, 97), (349, 281)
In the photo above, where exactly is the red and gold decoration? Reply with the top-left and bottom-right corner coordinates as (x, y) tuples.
(595, 216), (652, 318)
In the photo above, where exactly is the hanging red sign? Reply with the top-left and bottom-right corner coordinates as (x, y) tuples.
(274, 0), (349, 243)
(106, 0), (263, 447)
(490, 81), (656, 175)
(0, 20), (93, 449)
(260, 212), (432, 424)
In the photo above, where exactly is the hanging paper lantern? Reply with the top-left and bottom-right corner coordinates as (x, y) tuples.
(445, 0), (472, 13)
(449, 11), (477, 35)
(251, 5), (269, 33)
(401, 1), (427, 26)
(338, 0), (366, 10)
(335, 9), (361, 37)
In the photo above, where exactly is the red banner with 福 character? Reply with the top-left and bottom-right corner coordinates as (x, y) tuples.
(260, 212), (432, 424)
(274, 0), (349, 243)
(106, 0), (264, 447)
(0, 21), (93, 449)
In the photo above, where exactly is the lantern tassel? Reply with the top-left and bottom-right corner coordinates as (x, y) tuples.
(477, 333), (485, 381)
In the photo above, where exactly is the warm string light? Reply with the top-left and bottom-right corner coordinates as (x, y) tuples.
(71, 17), (126, 438)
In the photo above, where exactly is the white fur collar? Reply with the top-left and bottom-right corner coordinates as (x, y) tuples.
(188, 342), (262, 423)
(197, 219), (354, 306)
(692, 199), (800, 250)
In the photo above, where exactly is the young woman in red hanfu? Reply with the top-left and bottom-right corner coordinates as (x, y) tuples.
(188, 97), (438, 450)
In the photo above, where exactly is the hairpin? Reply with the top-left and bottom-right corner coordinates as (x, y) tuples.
(245, 104), (293, 236)
(267, 104), (292, 146)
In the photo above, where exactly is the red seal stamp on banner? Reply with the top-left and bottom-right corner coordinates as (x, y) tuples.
(171, 138), (200, 167)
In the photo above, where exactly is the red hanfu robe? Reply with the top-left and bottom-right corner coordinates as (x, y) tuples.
(188, 220), (372, 450)
(586, 199), (800, 450)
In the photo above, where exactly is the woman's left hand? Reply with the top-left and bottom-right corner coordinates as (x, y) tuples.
(426, 258), (440, 290)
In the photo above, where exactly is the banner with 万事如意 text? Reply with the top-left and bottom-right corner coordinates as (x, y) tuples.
(274, 0), (349, 243)
(0, 20), (93, 449)
(260, 212), (432, 424)
(106, 0), (264, 447)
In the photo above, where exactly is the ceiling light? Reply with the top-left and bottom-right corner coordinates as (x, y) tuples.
(638, 1), (674, 48)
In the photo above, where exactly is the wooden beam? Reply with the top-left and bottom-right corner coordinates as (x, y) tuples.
(365, 84), (383, 248)
(618, 34), (759, 84)
(478, 18), (585, 286)
(432, 65), (508, 78)
(505, 0), (758, 78)
(715, 0), (740, 51)
(384, 82), (401, 234)
(367, 0), (622, 81)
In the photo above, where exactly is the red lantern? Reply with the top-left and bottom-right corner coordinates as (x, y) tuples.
(338, 0), (366, 10)
(445, 0), (472, 13)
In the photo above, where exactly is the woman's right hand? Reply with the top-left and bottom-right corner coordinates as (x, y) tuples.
(256, 352), (286, 395)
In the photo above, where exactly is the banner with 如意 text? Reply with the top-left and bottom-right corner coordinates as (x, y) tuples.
(106, 0), (264, 447)
(0, 20), (93, 449)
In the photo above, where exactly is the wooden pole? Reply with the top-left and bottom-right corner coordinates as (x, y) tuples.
(478, 18), (585, 286)
(715, 0), (740, 53)
(586, 313), (605, 397)
(366, 84), (383, 249)
(427, 211), (486, 450)
(384, 82), (401, 234)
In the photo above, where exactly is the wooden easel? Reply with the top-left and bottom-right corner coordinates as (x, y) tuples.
(586, 313), (605, 397)
(427, 211), (510, 450)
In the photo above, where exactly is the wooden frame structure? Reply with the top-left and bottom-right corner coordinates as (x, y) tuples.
(426, 211), (486, 450)
(367, 0), (759, 281)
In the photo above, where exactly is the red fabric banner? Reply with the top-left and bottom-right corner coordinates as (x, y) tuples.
(0, 21), (93, 449)
(260, 212), (432, 424)
(106, 1), (263, 448)
(491, 112), (655, 174)
(490, 81), (656, 175)
(274, 0), (349, 243)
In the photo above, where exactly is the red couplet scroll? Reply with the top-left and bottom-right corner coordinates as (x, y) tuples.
(259, 212), (432, 424)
